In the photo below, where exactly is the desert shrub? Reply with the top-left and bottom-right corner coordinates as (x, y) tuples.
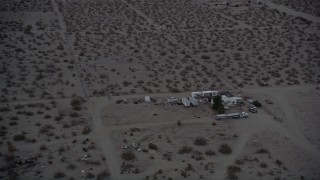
(212, 95), (222, 109)
(201, 55), (210, 59)
(177, 120), (182, 126)
(58, 147), (65, 153)
(256, 148), (269, 154)
(227, 165), (241, 179)
(185, 163), (194, 171)
(96, 170), (110, 180)
(71, 96), (85, 111)
(66, 163), (76, 170)
(194, 137), (208, 146)
(133, 167), (140, 174)
(7, 142), (16, 152)
(148, 143), (158, 150)
(44, 115), (51, 119)
(180, 170), (187, 178)
(178, 146), (193, 154)
(205, 150), (216, 156)
(39, 124), (55, 134)
(219, 144), (232, 155)
(252, 100), (262, 107)
(13, 134), (26, 141)
(40, 144), (47, 151)
(0, 129), (7, 137)
(121, 151), (135, 161)
(259, 162), (268, 168)
(54, 171), (66, 178)
(163, 152), (172, 161)
(69, 112), (79, 117)
(235, 159), (244, 165)
(275, 159), (283, 166)
(82, 127), (91, 135)
(85, 172), (95, 179)
(213, 95), (225, 114)
(217, 104), (225, 114)
(142, 148), (148, 153)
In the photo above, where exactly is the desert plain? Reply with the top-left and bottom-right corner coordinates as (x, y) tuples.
(0, 0), (320, 179)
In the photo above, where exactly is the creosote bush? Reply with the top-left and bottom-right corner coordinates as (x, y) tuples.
(177, 120), (182, 126)
(219, 144), (232, 155)
(121, 151), (136, 161)
(205, 150), (216, 156)
(194, 136), (208, 146)
(13, 134), (26, 141)
(40, 144), (47, 151)
(54, 171), (66, 178)
(227, 165), (241, 179)
(178, 146), (193, 154)
(148, 143), (158, 150)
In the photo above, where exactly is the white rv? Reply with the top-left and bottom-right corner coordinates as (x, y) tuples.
(188, 96), (199, 106)
(202, 90), (219, 97)
(191, 92), (202, 98)
(222, 95), (242, 106)
(182, 98), (190, 107)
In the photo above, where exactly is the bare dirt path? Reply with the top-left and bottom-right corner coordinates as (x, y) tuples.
(87, 99), (121, 180)
(245, 86), (320, 160)
(266, 0), (320, 23)
(51, 0), (90, 97)
(213, 85), (320, 179)
(88, 96), (216, 180)
(85, 84), (320, 179)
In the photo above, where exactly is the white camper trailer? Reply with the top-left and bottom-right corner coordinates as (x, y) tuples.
(222, 95), (242, 106)
(191, 92), (202, 98)
(202, 90), (219, 97)
(182, 98), (190, 107)
(188, 96), (199, 106)
(167, 97), (178, 104)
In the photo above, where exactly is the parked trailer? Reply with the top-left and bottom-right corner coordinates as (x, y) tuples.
(188, 96), (199, 106)
(202, 90), (219, 97)
(191, 92), (202, 98)
(182, 98), (190, 107)
(167, 97), (178, 104)
(215, 112), (248, 120)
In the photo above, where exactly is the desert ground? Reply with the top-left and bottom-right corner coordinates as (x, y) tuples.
(0, 0), (320, 179)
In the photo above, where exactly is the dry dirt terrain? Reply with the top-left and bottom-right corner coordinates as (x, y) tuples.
(89, 85), (320, 180)
(0, 0), (320, 179)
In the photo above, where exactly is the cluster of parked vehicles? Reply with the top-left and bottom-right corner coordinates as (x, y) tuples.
(215, 98), (260, 120)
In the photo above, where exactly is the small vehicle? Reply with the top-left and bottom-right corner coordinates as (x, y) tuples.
(265, 99), (273, 104)
(167, 97), (178, 104)
(249, 107), (257, 113)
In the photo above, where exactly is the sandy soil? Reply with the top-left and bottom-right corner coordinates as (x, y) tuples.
(86, 84), (320, 180)
(1, 0), (320, 179)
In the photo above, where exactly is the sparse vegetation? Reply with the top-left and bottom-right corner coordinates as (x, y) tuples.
(194, 137), (208, 146)
(148, 143), (158, 150)
(13, 134), (26, 141)
(177, 120), (182, 126)
(219, 144), (232, 155)
(205, 150), (216, 156)
(212, 95), (225, 114)
(54, 171), (66, 178)
(227, 165), (241, 179)
(121, 151), (136, 161)
(70, 96), (85, 111)
(0, 0), (319, 179)
(252, 101), (262, 107)
(178, 146), (193, 154)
